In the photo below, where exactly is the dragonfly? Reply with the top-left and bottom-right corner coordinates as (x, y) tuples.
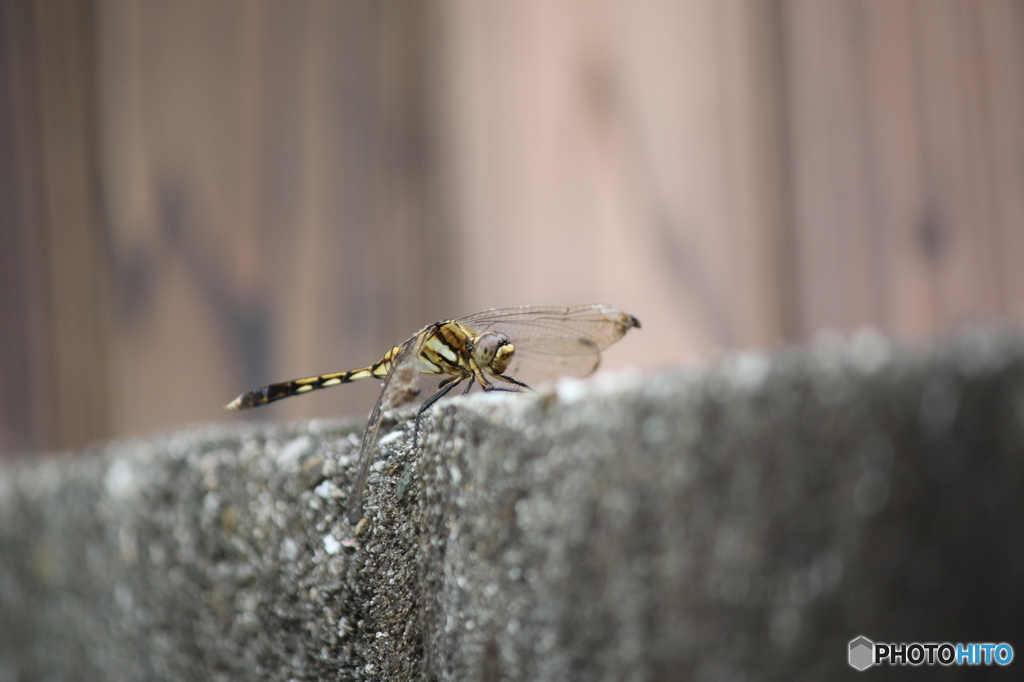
(226, 304), (640, 523)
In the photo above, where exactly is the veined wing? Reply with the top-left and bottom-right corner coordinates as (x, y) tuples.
(460, 304), (639, 353)
(459, 304), (640, 383)
(345, 327), (431, 524)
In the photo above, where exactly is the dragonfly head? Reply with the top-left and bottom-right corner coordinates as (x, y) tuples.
(472, 331), (514, 374)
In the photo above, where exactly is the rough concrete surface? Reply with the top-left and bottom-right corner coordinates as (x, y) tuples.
(3, 328), (1024, 680)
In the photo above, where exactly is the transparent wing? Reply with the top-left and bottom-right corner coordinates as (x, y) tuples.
(459, 304), (640, 385)
(346, 330), (430, 524)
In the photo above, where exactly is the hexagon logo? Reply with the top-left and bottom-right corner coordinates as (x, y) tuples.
(849, 636), (874, 671)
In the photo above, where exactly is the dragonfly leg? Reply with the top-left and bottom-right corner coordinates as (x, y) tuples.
(495, 373), (531, 390)
(413, 375), (465, 448)
(475, 371), (527, 393)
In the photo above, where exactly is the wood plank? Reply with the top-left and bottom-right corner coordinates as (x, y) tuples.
(0, 0), (111, 456)
(781, 0), (1024, 340)
(436, 0), (790, 374)
(95, 0), (454, 434)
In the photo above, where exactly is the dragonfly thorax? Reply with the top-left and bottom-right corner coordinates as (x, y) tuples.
(471, 331), (514, 375)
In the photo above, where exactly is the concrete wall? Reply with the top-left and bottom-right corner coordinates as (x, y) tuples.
(3, 329), (1024, 680)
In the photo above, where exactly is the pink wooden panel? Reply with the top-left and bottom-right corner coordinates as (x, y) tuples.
(7, 0), (1024, 452)
(434, 0), (788, 377)
(782, 0), (1024, 340)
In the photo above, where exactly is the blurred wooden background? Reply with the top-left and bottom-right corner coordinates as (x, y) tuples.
(2, 0), (1023, 457)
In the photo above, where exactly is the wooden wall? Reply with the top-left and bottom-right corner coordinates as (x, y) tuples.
(2, 0), (1023, 456)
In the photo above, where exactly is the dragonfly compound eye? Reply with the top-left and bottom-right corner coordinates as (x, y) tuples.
(471, 332), (501, 366)
(472, 332), (514, 371)
(491, 333), (515, 374)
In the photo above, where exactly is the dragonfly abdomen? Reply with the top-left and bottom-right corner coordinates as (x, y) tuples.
(224, 345), (403, 410)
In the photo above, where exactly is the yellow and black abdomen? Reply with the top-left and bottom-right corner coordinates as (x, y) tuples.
(224, 345), (403, 410)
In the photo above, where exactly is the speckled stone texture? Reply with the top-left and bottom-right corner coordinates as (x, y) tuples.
(3, 329), (1024, 681)
(0, 417), (405, 681)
